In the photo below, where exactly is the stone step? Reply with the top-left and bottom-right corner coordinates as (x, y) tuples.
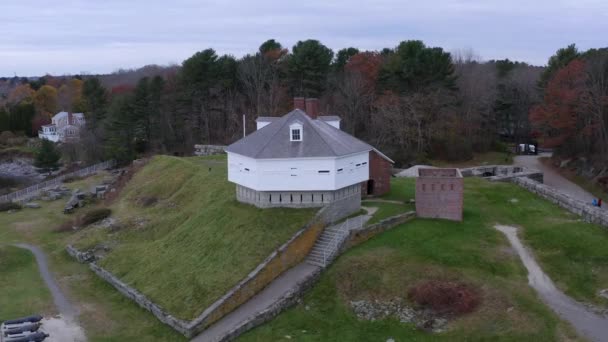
(307, 250), (328, 259)
(306, 259), (325, 267)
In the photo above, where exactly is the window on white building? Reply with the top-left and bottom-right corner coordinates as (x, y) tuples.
(291, 128), (301, 141)
(289, 122), (303, 142)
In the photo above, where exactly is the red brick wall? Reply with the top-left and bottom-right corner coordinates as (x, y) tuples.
(415, 176), (463, 221)
(364, 151), (392, 196)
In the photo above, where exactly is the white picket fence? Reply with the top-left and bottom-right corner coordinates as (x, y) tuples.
(0, 160), (116, 203)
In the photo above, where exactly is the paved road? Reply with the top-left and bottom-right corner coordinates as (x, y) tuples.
(495, 225), (608, 342)
(514, 153), (597, 204)
(12, 243), (76, 319)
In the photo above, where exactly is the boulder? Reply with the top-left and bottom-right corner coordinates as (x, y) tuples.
(24, 202), (41, 209)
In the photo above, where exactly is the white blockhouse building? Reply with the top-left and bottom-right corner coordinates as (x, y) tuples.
(226, 98), (393, 209)
(38, 111), (85, 143)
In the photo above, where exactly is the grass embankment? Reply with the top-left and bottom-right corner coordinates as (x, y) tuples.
(430, 151), (514, 168)
(540, 157), (608, 200)
(240, 177), (608, 341)
(0, 170), (186, 340)
(0, 246), (53, 321)
(71, 155), (316, 320)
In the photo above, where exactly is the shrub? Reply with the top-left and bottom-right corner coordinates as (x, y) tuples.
(136, 196), (158, 207)
(62, 175), (85, 183)
(408, 280), (480, 315)
(54, 207), (112, 233)
(54, 220), (76, 233)
(80, 208), (112, 226)
(0, 202), (22, 212)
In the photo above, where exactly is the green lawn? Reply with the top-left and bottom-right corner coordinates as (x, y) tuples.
(240, 177), (608, 341)
(71, 155), (316, 320)
(0, 246), (53, 321)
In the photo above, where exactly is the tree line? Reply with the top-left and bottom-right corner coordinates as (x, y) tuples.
(4, 39), (601, 167)
(530, 44), (608, 166)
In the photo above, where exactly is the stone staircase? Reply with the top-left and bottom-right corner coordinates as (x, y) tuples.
(306, 216), (366, 267)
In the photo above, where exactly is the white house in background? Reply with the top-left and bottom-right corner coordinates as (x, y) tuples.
(226, 97), (393, 209)
(38, 111), (86, 142)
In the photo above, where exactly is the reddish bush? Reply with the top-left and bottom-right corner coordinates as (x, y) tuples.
(408, 280), (480, 315)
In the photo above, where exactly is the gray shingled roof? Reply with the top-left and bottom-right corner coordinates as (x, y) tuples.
(255, 116), (279, 122)
(226, 109), (373, 159)
(318, 115), (341, 122)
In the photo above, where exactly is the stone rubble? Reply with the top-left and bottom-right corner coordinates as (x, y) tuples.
(24, 202), (41, 208)
(350, 298), (449, 333)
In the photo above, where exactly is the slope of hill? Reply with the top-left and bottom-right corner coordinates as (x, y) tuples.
(71, 155), (316, 320)
(240, 177), (608, 341)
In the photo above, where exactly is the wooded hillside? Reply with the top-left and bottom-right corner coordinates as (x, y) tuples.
(3, 39), (603, 168)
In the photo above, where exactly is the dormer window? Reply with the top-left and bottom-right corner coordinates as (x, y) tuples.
(291, 128), (301, 141)
(289, 122), (303, 142)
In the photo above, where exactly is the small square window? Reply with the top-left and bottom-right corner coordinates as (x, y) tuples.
(291, 129), (301, 141)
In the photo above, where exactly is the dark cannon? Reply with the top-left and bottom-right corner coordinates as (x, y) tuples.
(3, 331), (48, 342)
(1, 316), (42, 326)
(3, 323), (40, 337)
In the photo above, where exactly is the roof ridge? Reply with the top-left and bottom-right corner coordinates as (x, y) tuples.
(309, 119), (342, 156)
(253, 112), (293, 158)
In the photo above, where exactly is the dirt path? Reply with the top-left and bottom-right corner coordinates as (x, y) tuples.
(494, 225), (608, 342)
(514, 153), (596, 205)
(12, 243), (87, 342)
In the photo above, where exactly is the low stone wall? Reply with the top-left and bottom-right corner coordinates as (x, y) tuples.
(511, 177), (608, 227)
(188, 217), (325, 336)
(88, 263), (191, 336)
(341, 211), (417, 251)
(460, 165), (543, 183)
(194, 144), (226, 156)
(65, 244), (94, 263)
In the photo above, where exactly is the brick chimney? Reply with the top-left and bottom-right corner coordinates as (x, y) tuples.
(67, 112), (73, 125)
(305, 98), (319, 119)
(293, 97), (305, 111)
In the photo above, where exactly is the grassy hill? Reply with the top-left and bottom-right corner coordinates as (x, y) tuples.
(71, 155), (316, 320)
(240, 177), (608, 341)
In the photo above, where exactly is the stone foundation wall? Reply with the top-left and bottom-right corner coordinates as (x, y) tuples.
(511, 177), (608, 227)
(236, 183), (361, 209)
(460, 165), (543, 183)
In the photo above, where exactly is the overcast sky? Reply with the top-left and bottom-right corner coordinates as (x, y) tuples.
(1, 0), (607, 76)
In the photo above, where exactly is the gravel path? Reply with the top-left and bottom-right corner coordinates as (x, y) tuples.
(514, 153), (597, 205)
(13, 243), (75, 319)
(495, 225), (608, 342)
(12, 244), (87, 341)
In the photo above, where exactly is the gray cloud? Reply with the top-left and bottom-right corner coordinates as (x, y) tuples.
(1, 0), (607, 76)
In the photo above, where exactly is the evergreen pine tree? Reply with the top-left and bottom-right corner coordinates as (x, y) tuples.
(34, 139), (61, 174)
